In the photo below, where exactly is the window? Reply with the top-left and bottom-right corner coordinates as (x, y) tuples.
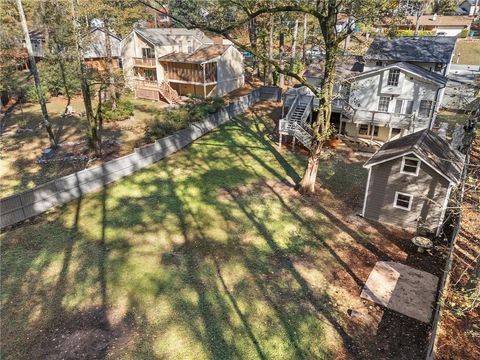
(376, 60), (383, 66)
(391, 128), (402, 137)
(387, 69), (400, 86)
(142, 47), (154, 58)
(187, 40), (193, 53)
(378, 96), (390, 112)
(404, 100), (414, 115)
(394, 99), (403, 114)
(394, 192), (413, 211)
(143, 69), (157, 81)
(401, 156), (420, 176)
(359, 124), (369, 135)
(418, 100), (433, 118)
(373, 125), (379, 137)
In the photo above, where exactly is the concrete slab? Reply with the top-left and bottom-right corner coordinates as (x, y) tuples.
(360, 261), (439, 323)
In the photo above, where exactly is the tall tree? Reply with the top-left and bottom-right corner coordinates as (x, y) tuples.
(15, 0), (57, 148)
(146, 0), (396, 194)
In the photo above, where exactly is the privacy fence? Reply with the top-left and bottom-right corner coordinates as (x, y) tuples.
(0, 86), (281, 229)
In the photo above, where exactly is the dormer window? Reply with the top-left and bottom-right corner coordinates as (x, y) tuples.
(387, 69), (400, 86)
(401, 156), (420, 176)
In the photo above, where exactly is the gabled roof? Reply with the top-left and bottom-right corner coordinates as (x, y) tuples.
(365, 36), (457, 64)
(353, 61), (448, 86)
(158, 45), (230, 63)
(364, 130), (464, 184)
(134, 27), (213, 46)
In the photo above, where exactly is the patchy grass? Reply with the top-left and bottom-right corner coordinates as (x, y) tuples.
(0, 94), (168, 197)
(453, 39), (480, 65)
(1, 108), (444, 359)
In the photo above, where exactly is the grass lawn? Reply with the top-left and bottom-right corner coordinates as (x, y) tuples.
(453, 39), (480, 65)
(0, 94), (167, 197)
(1, 107), (442, 359)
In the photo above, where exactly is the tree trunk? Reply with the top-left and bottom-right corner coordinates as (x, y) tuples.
(279, 31), (285, 88)
(302, 14), (308, 62)
(15, 0), (57, 148)
(248, 18), (259, 77)
(268, 16), (274, 85)
(103, 17), (116, 109)
(71, 0), (101, 156)
(288, 18), (299, 85)
(298, 13), (339, 194)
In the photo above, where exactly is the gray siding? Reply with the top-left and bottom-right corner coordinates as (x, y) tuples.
(364, 155), (450, 231)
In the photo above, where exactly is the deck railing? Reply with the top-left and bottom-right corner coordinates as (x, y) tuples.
(133, 57), (156, 67)
(134, 79), (159, 88)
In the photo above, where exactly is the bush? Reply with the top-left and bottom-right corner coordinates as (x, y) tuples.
(391, 30), (436, 37)
(26, 83), (49, 103)
(102, 99), (134, 122)
(459, 29), (469, 38)
(144, 97), (226, 141)
(38, 58), (80, 97)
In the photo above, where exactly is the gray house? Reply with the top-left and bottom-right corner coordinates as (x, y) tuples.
(362, 129), (464, 234)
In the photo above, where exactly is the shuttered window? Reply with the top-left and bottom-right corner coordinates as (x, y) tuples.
(394, 192), (413, 211)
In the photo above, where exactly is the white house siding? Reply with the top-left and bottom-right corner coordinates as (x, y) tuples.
(436, 26), (466, 37)
(364, 155), (450, 231)
(363, 60), (448, 75)
(350, 70), (439, 116)
(215, 46), (245, 96)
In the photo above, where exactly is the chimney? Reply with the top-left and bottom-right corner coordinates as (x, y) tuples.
(432, 13), (437, 21)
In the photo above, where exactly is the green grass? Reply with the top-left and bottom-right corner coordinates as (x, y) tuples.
(1, 115), (376, 359)
(454, 39), (480, 65)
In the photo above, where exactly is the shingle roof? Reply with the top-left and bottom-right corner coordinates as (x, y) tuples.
(158, 45), (229, 63)
(353, 61), (448, 86)
(364, 129), (464, 184)
(134, 28), (213, 46)
(365, 36), (457, 64)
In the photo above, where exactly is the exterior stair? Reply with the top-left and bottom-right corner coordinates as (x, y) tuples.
(159, 81), (182, 104)
(279, 95), (314, 150)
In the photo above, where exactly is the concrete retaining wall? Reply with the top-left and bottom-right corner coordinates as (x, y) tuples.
(0, 86), (281, 229)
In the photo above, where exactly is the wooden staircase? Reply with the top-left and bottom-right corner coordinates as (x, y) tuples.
(159, 81), (182, 104)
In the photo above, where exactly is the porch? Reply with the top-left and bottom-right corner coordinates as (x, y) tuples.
(160, 61), (218, 97)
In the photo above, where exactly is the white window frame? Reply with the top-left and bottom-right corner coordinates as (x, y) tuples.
(387, 69), (400, 86)
(393, 191), (413, 211)
(400, 156), (420, 176)
(378, 96), (390, 112)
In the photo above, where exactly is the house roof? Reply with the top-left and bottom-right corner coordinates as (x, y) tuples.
(404, 15), (473, 27)
(83, 27), (122, 58)
(158, 45), (230, 63)
(303, 55), (364, 81)
(364, 129), (464, 184)
(353, 61), (448, 86)
(365, 36), (457, 64)
(134, 27), (213, 46)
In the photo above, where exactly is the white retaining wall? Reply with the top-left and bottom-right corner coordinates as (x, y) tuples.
(0, 86), (281, 229)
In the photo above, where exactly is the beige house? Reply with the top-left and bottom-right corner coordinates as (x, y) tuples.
(121, 28), (244, 103)
(362, 129), (464, 234)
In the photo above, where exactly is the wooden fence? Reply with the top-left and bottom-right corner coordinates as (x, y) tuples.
(0, 86), (281, 229)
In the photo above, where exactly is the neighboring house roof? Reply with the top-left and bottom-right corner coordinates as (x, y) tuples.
(303, 55), (364, 81)
(364, 129), (464, 184)
(352, 61), (448, 86)
(83, 27), (122, 58)
(158, 45), (230, 63)
(365, 36), (457, 64)
(28, 29), (45, 41)
(134, 27), (213, 46)
(403, 15), (473, 27)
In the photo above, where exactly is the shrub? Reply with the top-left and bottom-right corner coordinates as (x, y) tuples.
(26, 83), (49, 103)
(459, 29), (469, 38)
(144, 97), (226, 141)
(392, 30), (436, 37)
(102, 99), (134, 122)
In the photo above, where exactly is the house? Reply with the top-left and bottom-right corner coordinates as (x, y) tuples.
(83, 28), (122, 71)
(335, 36), (456, 142)
(397, 15), (473, 37)
(458, 0), (480, 16)
(362, 129), (464, 234)
(22, 29), (45, 60)
(121, 27), (244, 103)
